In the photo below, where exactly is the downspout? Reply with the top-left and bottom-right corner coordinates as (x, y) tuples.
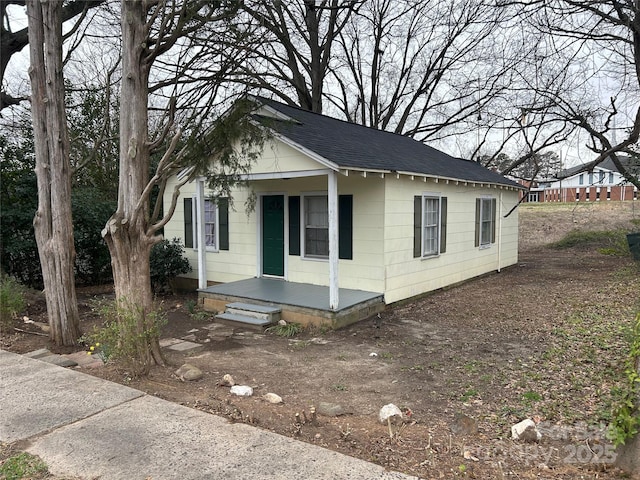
(328, 170), (339, 309)
(497, 191), (503, 272)
(196, 178), (207, 289)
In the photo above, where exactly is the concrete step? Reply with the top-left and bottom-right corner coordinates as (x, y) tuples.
(215, 312), (274, 331)
(224, 302), (281, 323)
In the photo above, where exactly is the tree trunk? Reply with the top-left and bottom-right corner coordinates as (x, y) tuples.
(102, 0), (163, 375)
(26, 0), (81, 346)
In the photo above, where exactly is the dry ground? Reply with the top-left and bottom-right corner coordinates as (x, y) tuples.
(2, 201), (640, 479)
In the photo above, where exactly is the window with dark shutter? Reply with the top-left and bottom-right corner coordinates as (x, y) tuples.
(338, 195), (353, 260)
(414, 196), (421, 257)
(218, 198), (229, 251)
(289, 196), (300, 255)
(184, 198), (193, 248)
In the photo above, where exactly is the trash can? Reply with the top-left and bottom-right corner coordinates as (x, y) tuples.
(627, 233), (640, 261)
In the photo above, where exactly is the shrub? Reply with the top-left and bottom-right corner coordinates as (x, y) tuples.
(150, 238), (191, 294)
(80, 298), (166, 375)
(0, 274), (25, 330)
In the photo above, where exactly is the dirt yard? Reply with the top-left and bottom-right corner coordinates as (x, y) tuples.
(2, 201), (640, 479)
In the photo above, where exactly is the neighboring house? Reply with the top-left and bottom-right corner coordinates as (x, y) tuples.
(526, 157), (639, 203)
(163, 97), (523, 327)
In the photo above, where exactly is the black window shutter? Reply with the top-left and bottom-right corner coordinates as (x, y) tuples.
(184, 197), (193, 248)
(491, 197), (497, 244)
(474, 198), (481, 247)
(414, 196), (422, 257)
(338, 195), (353, 260)
(289, 196), (300, 256)
(218, 198), (229, 250)
(440, 197), (447, 254)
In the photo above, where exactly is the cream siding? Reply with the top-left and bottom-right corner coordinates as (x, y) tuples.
(163, 136), (519, 304)
(382, 178), (519, 304)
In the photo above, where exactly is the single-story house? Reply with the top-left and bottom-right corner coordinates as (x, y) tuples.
(526, 157), (639, 203)
(163, 97), (523, 328)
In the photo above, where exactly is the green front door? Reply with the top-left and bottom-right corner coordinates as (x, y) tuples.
(262, 195), (285, 277)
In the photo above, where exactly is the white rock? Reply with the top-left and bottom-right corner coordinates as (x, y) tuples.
(230, 385), (253, 396)
(222, 374), (235, 386)
(278, 319), (287, 326)
(511, 418), (542, 442)
(369, 352), (378, 357)
(262, 393), (283, 404)
(379, 403), (403, 423)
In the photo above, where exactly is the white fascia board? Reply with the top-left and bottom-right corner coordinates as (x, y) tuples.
(177, 166), (195, 181)
(240, 169), (332, 181)
(395, 170), (522, 190)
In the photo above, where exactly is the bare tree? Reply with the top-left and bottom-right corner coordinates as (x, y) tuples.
(103, 0), (264, 375)
(235, 0), (362, 113)
(25, 0), (81, 345)
(517, 0), (640, 188)
(329, 0), (513, 141)
(1, 0), (105, 111)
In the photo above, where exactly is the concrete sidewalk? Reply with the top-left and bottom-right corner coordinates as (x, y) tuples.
(0, 349), (417, 480)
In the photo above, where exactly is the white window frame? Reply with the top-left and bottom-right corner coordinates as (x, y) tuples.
(301, 192), (329, 260)
(479, 197), (494, 248)
(421, 194), (442, 257)
(192, 196), (219, 252)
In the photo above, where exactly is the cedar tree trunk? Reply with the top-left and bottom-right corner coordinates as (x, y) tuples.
(102, 0), (163, 374)
(26, 0), (81, 346)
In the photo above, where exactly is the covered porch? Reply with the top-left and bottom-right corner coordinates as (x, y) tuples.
(199, 278), (384, 329)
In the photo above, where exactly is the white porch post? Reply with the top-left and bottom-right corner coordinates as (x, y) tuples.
(328, 170), (339, 309)
(196, 178), (207, 289)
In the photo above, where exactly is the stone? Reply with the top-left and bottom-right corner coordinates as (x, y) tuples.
(175, 364), (203, 381)
(379, 403), (403, 423)
(159, 337), (182, 347)
(221, 374), (235, 387)
(262, 393), (283, 404)
(451, 413), (478, 436)
(38, 355), (78, 368)
(317, 402), (348, 417)
(24, 348), (51, 359)
(511, 418), (541, 443)
(166, 340), (204, 354)
(230, 385), (253, 396)
(278, 319), (287, 326)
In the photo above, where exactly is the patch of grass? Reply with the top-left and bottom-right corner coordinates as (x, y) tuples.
(522, 390), (542, 403)
(0, 452), (48, 480)
(380, 352), (394, 360)
(549, 229), (629, 255)
(333, 383), (348, 392)
(460, 388), (478, 402)
(265, 322), (303, 337)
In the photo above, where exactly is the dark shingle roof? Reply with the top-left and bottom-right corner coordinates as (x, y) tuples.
(253, 97), (521, 188)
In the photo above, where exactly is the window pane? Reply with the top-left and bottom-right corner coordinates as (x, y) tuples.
(422, 196), (440, 255)
(480, 198), (492, 245)
(204, 199), (216, 247)
(305, 227), (329, 256)
(304, 195), (329, 257)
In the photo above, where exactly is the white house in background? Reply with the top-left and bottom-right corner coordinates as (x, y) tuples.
(529, 157), (639, 203)
(162, 97), (523, 327)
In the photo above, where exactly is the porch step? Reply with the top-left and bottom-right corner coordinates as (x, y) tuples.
(215, 302), (282, 331)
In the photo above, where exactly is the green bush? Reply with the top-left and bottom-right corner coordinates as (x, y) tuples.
(150, 238), (192, 294)
(81, 298), (166, 375)
(550, 229), (630, 255)
(0, 275), (25, 330)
